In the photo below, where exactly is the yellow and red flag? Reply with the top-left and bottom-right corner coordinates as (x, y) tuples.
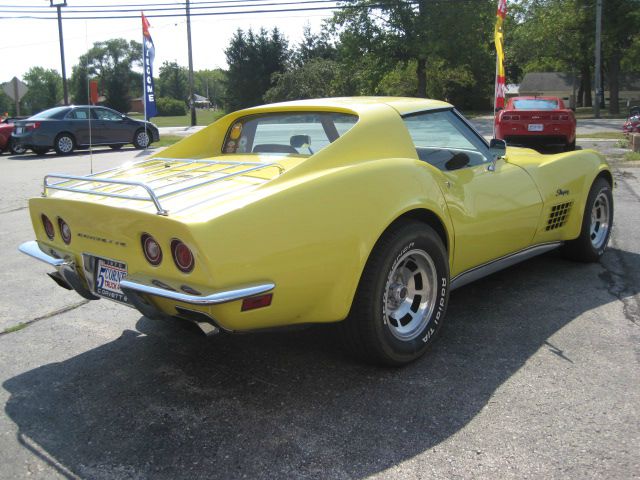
(494, 0), (507, 110)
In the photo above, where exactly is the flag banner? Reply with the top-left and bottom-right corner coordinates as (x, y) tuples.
(494, 0), (507, 110)
(142, 13), (157, 119)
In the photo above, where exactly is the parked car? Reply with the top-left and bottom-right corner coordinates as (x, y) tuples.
(0, 116), (27, 154)
(622, 106), (640, 135)
(11, 105), (159, 155)
(495, 96), (577, 151)
(19, 97), (613, 366)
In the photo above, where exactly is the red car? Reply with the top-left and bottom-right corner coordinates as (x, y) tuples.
(0, 117), (27, 154)
(495, 96), (576, 151)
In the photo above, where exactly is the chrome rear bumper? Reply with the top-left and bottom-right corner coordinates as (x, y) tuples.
(19, 240), (275, 332)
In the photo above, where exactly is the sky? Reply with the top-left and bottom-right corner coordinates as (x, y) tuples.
(0, 0), (333, 83)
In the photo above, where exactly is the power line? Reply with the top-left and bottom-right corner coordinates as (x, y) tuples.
(0, 2), (415, 20)
(0, 0), (346, 15)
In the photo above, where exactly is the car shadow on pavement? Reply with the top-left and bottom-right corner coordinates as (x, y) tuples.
(3, 248), (639, 479)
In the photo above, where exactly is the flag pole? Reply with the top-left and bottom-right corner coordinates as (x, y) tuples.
(142, 12), (148, 152)
(493, 55), (498, 138)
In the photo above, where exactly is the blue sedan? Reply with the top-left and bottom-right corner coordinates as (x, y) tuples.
(11, 105), (160, 155)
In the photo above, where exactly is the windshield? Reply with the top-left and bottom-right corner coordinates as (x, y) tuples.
(222, 112), (358, 156)
(30, 107), (70, 120)
(512, 99), (558, 110)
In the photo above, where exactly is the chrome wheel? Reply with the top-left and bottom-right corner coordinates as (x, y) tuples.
(135, 130), (150, 148)
(590, 191), (610, 249)
(57, 135), (73, 153)
(383, 249), (438, 341)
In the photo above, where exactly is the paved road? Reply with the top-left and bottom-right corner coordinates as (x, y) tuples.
(0, 147), (638, 479)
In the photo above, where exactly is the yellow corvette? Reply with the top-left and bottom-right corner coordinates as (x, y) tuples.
(19, 97), (613, 365)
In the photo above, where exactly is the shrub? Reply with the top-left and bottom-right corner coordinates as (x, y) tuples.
(156, 97), (186, 116)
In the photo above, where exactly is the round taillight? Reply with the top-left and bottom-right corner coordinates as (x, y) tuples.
(58, 218), (71, 244)
(42, 215), (55, 240)
(141, 233), (162, 266)
(171, 239), (194, 273)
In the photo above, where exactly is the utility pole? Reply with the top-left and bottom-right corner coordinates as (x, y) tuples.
(186, 0), (196, 126)
(51, 1), (69, 105)
(594, 0), (602, 119)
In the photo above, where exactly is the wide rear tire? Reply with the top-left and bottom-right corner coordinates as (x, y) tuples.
(339, 221), (450, 366)
(561, 177), (613, 262)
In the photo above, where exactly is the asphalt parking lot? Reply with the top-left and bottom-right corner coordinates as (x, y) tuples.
(0, 143), (638, 479)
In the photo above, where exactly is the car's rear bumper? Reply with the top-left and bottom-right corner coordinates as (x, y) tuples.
(19, 240), (275, 332)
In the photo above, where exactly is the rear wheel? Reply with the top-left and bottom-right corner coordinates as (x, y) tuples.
(561, 177), (613, 262)
(54, 133), (75, 155)
(133, 129), (150, 149)
(9, 138), (26, 155)
(565, 140), (576, 151)
(339, 220), (450, 366)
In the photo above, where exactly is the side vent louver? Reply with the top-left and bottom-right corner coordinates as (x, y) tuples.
(546, 201), (573, 231)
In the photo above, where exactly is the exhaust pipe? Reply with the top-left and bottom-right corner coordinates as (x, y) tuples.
(175, 306), (221, 336)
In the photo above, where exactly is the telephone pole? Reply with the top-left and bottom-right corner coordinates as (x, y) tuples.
(51, 1), (69, 105)
(186, 0), (196, 126)
(594, 0), (602, 118)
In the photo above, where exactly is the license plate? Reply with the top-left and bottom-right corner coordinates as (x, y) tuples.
(95, 258), (128, 303)
(15, 127), (23, 134)
(528, 124), (544, 132)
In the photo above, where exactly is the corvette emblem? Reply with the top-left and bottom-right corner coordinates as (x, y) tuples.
(556, 188), (570, 197)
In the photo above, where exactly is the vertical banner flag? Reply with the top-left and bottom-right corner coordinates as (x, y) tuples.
(142, 13), (157, 118)
(494, 0), (507, 110)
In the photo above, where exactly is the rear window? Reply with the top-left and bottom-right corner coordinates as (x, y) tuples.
(30, 107), (69, 120)
(512, 99), (558, 110)
(222, 112), (358, 156)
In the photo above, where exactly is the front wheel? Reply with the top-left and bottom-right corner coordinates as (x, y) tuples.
(339, 221), (450, 366)
(561, 177), (613, 262)
(133, 129), (150, 149)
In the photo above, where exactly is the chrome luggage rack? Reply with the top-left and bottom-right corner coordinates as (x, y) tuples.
(43, 157), (284, 216)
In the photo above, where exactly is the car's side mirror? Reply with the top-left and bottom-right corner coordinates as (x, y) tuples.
(489, 138), (507, 159)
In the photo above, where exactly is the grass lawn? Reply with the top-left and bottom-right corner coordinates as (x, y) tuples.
(131, 109), (225, 127)
(576, 132), (626, 140)
(574, 106), (629, 119)
(624, 151), (640, 162)
(153, 134), (184, 147)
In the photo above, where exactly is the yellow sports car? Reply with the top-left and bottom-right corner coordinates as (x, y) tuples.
(19, 97), (613, 365)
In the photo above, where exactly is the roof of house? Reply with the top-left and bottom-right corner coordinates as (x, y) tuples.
(520, 72), (576, 92)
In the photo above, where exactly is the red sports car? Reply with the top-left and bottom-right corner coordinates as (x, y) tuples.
(495, 96), (576, 151)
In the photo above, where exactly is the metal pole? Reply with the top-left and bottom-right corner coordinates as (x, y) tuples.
(594, 0), (602, 119)
(186, 0), (196, 126)
(57, 5), (69, 105)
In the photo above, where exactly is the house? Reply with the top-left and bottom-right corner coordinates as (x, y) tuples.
(519, 72), (640, 107)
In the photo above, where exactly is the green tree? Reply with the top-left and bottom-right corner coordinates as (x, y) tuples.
(158, 61), (188, 101)
(264, 58), (345, 102)
(70, 38), (142, 112)
(194, 69), (227, 109)
(331, 0), (495, 107)
(224, 28), (290, 110)
(21, 67), (62, 114)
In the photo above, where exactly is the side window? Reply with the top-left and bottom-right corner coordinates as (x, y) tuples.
(403, 110), (489, 171)
(67, 108), (91, 120)
(95, 108), (122, 121)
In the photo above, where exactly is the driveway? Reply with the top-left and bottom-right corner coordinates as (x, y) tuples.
(0, 147), (638, 479)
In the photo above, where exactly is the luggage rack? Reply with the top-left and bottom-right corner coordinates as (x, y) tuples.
(43, 157), (284, 216)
